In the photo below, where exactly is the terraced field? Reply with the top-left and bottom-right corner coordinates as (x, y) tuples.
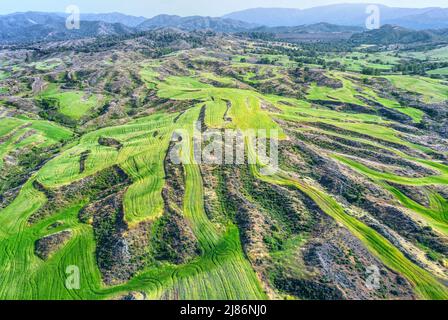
(0, 32), (447, 300)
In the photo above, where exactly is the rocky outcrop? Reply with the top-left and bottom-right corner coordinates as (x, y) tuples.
(151, 142), (200, 264)
(34, 230), (72, 260)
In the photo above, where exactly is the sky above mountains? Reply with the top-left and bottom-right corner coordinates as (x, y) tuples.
(1, 0), (448, 17)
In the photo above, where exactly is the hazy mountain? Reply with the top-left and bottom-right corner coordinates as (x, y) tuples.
(0, 12), (63, 30)
(223, 4), (446, 29)
(73, 12), (147, 27)
(4, 8), (448, 45)
(0, 12), (133, 44)
(224, 8), (304, 27)
(387, 8), (448, 30)
(350, 24), (448, 45)
(137, 14), (257, 32)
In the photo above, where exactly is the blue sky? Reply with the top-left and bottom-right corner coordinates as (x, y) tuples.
(1, 0), (447, 17)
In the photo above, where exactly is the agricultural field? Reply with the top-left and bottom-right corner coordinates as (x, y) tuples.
(324, 52), (400, 72)
(401, 45), (448, 61)
(0, 28), (447, 301)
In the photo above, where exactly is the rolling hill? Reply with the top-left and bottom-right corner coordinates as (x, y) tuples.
(351, 24), (448, 45)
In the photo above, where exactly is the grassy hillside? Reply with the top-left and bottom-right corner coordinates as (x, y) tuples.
(0, 31), (447, 300)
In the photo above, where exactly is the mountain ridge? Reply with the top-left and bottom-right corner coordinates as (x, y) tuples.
(0, 12), (258, 44)
(0, 12), (135, 44)
(3, 8), (448, 45)
(136, 14), (258, 32)
(223, 4), (448, 30)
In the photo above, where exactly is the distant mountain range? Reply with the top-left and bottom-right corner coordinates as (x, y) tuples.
(68, 12), (147, 27)
(223, 4), (448, 30)
(2, 5), (448, 45)
(387, 8), (448, 30)
(351, 24), (448, 45)
(0, 12), (257, 44)
(0, 12), (134, 43)
(136, 14), (257, 32)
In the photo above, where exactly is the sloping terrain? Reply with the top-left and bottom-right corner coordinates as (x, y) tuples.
(136, 14), (257, 33)
(0, 12), (256, 44)
(351, 25), (448, 45)
(0, 12), (136, 44)
(0, 31), (447, 300)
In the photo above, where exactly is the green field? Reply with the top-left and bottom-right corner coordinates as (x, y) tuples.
(1, 36), (448, 301)
(386, 75), (448, 103)
(428, 67), (448, 76)
(38, 85), (100, 120)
